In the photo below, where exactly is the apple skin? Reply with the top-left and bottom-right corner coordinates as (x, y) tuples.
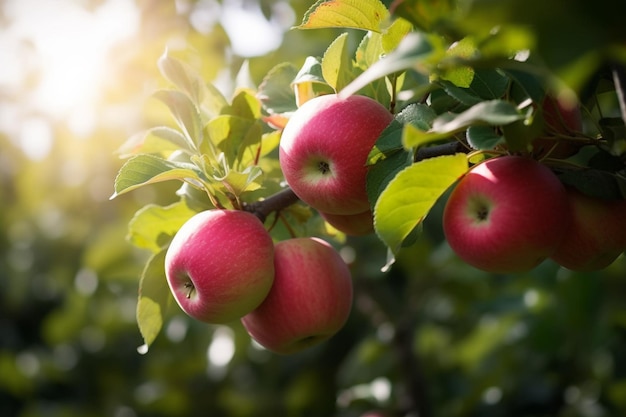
(442, 155), (571, 273)
(550, 188), (626, 271)
(320, 209), (375, 236)
(532, 95), (584, 159)
(241, 237), (353, 354)
(165, 209), (275, 324)
(279, 94), (394, 215)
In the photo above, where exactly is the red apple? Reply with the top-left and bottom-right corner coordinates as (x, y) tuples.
(279, 94), (393, 215)
(241, 237), (353, 354)
(550, 187), (626, 271)
(442, 155), (571, 273)
(320, 209), (375, 236)
(165, 209), (275, 324)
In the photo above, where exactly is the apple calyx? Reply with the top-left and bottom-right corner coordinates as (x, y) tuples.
(183, 281), (195, 299)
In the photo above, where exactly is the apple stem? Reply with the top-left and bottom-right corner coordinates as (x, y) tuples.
(243, 187), (301, 223)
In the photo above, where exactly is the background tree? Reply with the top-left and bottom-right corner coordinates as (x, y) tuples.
(1, 1), (626, 417)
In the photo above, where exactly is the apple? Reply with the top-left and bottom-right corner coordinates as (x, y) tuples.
(532, 94), (584, 159)
(279, 94), (394, 215)
(241, 237), (353, 354)
(550, 187), (626, 271)
(442, 155), (571, 273)
(320, 209), (374, 236)
(165, 209), (275, 324)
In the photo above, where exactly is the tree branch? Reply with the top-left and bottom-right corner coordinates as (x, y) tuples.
(415, 140), (468, 162)
(242, 187), (300, 223)
(242, 141), (467, 224)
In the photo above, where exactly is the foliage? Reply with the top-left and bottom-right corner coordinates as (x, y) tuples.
(3, 0), (626, 416)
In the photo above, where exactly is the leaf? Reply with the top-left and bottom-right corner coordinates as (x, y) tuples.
(158, 50), (227, 118)
(382, 17), (413, 53)
(355, 31), (384, 71)
(220, 166), (264, 196)
(136, 249), (172, 349)
(257, 62), (299, 115)
(438, 69), (510, 106)
(205, 115), (261, 167)
(340, 31), (435, 97)
(292, 56), (334, 106)
(127, 200), (199, 253)
(227, 88), (262, 120)
(556, 167), (626, 200)
(116, 126), (192, 158)
(403, 100), (524, 148)
(466, 125), (505, 150)
(111, 154), (204, 198)
(390, 0), (457, 32)
(368, 103), (436, 164)
(153, 89), (203, 149)
(322, 32), (353, 92)
(374, 154), (468, 252)
(297, 0), (389, 33)
(437, 37), (477, 88)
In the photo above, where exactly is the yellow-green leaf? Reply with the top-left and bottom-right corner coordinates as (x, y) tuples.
(322, 32), (353, 92)
(111, 154), (203, 199)
(137, 249), (172, 349)
(297, 0), (389, 33)
(374, 154), (468, 253)
(127, 200), (199, 253)
(382, 17), (413, 53)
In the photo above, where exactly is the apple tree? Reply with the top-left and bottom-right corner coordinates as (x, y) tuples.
(106, 0), (626, 415)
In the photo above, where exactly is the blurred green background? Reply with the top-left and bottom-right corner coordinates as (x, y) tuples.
(2, 1), (626, 416)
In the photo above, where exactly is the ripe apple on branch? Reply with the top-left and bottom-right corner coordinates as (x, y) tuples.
(110, 0), (626, 357)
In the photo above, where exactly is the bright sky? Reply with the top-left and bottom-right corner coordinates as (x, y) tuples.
(0, 0), (140, 159)
(0, 0), (292, 160)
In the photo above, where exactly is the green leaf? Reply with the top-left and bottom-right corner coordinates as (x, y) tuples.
(367, 148), (413, 211)
(382, 17), (413, 53)
(438, 69), (510, 106)
(390, 0), (457, 33)
(257, 62), (299, 115)
(374, 154), (468, 252)
(226, 88), (262, 120)
(220, 166), (264, 196)
(322, 32), (353, 92)
(403, 100), (524, 148)
(158, 50), (227, 119)
(206, 115), (261, 167)
(466, 125), (505, 150)
(437, 37), (476, 88)
(355, 31), (384, 71)
(341, 32), (435, 97)
(153, 89), (203, 149)
(116, 126), (192, 158)
(136, 249), (172, 349)
(111, 154), (204, 198)
(127, 200), (199, 253)
(292, 56), (335, 106)
(297, 0), (389, 32)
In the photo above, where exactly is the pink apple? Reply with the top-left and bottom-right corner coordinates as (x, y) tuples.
(241, 237), (353, 354)
(551, 187), (626, 271)
(320, 209), (374, 236)
(165, 209), (275, 324)
(279, 94), (394, 215)
(442, 155), (571, 273)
